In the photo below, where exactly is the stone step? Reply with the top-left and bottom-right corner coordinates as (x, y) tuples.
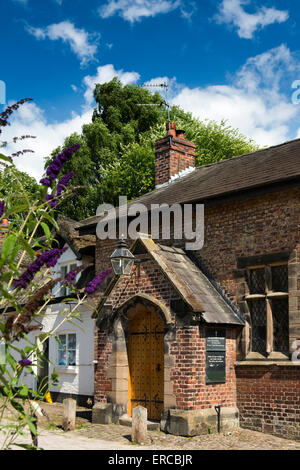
(119, 414), (160, 431)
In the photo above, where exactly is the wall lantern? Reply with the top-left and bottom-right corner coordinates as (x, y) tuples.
(110, 239), (149, 277)
(110, 239), (135, 276)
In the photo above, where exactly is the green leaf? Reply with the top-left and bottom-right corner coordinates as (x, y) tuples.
(0, 271), (14, 282)
(40, 211), (59, 230)
(19, 385), (29, 398)
(5, 204), (29, 217)
(18, 237), (35, 260)
(11, 399), (25, 415)
(14, 443), (41, 450)
(6, 352), (17, 371)
(38, 333), (49, 343)
(0, 153), (12, 163)
(0, 234), (17, 263)
(25, 416), (37, 436)
(41, 222), (51, 243)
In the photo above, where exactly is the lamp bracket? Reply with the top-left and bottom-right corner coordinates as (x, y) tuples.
(134, 258), (150, 277)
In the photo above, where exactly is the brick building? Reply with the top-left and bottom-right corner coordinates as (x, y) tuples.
(78, 122), (300, 440)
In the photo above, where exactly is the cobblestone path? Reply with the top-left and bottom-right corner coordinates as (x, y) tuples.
(36, 402), (300, 451)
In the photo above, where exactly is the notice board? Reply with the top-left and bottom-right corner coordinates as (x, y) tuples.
(206, 329), (226, 384)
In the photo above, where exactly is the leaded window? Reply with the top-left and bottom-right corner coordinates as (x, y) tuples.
(246, 264), (289, 356)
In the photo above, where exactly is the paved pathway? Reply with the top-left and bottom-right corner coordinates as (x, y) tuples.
(3, 402), (300, 450)
(5, 425), (300, 451)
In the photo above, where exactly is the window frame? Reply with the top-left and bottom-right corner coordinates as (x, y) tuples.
(57, 333), (77, 367)
(245, 262), (289, 357)
(57, 262), (78, 297)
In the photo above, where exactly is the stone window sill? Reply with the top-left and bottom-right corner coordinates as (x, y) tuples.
(235, 351), (300, 366)
(57, 367), (78, 375)
(235, 361), (300, 366)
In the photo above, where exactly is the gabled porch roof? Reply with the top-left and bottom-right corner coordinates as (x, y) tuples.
(98, 235), (244, 326)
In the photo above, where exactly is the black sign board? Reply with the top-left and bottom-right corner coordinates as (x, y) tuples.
(206, 329), (226, 384)
(206, 336), (226, 351)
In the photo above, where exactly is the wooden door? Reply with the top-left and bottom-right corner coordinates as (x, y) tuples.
(128, 308), (164, 420)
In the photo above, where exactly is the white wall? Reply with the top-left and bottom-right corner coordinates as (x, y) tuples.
(21, 306), (95, 399)
(18, 244), (95, 399)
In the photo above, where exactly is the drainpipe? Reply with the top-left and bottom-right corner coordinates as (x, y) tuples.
(215, 405), (221, 433)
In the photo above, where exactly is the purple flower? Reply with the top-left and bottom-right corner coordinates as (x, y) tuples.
(46, 194), (58, 208)
(18, 359), (32, 367)
(40, 144), (80, 189)
(44, 172), (74, 209)
(42, 144), (80, 186)
(14, 248), (67, 289)
(0, 201), (5, 218)
(84, 268), (112, 295)
(63, 263), (91, 284)
(39, 178), (51, 187)
(56, 172), (74, 197)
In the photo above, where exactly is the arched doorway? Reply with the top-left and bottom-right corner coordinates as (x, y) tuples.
(128, 307), (164, 420)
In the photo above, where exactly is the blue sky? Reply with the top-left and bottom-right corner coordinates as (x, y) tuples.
(2, 0), (300, 180)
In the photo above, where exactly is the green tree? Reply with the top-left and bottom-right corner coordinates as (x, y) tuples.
(0, 167), (40, 201)
(43, 79), (259, 219)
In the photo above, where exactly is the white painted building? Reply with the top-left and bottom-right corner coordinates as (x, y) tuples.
(18, 216), (96, 406)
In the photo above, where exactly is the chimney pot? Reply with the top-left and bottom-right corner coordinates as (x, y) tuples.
(166, 121), (177, 137)
(176, 129), (185, 139)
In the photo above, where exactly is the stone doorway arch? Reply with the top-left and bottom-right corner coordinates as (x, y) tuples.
(106, 294), (175, 422)
(128, 306), (164, 420)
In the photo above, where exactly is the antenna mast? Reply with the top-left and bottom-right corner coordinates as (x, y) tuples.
(137, 82), (171, 134)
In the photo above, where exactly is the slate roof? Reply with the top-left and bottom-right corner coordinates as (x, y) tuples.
(56, 215), (95, 257)
(77, 137), (300, 232)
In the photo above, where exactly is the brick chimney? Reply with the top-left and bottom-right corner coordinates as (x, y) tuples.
(155, 122), (196, 188)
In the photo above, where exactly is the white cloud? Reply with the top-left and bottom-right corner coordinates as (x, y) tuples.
(3, 64), (140, 180)
(3, 102), (93, 181)
(4, 46), (300, 182)
(83, 64), (140, 105)
(215, 0), (289, 39)
(99, 0), (181, 22)
(172, 45), (300, 147)
(26, 21), (99, 67)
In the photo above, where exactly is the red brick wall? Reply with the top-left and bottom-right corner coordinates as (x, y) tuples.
(93, 185), (300, 436)
(103, 259), (180, 312)
(236, 365), (300, 440)
(171, 327), (237, 410)
(197, 186), (300, 439)
(199, 187), (300, 304)
(94, 256), (238, 410)
(93, 257), (180, 403)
